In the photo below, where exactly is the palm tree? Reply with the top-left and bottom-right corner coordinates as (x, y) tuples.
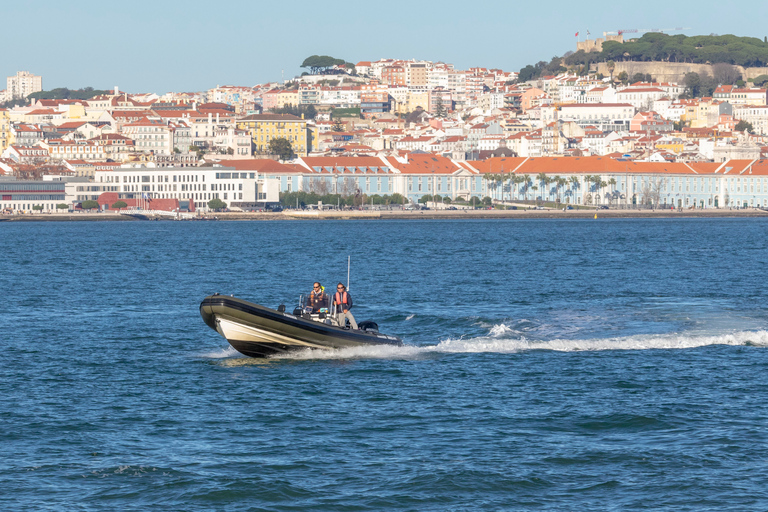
(608, 177), (617, 205)
(482, 173), (497, 201)
(514, 175), (524, 201)
(598, 180), (607, 204)
(556, 177), (567, 203)
(522, 174), (531, 203)
(569, 176), (580, 204)
(531, 185), (539, 204)
(536, 173), (548, 205)
(584, 175), (598, 205)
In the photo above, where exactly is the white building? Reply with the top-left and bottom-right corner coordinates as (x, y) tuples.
(7, 71), (42, 100)
(616, 87), (666, 110)
(91, 164), (279, 210)
(559, 103), (635, 131)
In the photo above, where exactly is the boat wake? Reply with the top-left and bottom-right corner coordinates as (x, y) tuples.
(270, 325), (768, 360)
(199, 346), (241, 359)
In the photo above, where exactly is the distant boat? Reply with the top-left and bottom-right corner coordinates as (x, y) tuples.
(200, 294), (403, 357)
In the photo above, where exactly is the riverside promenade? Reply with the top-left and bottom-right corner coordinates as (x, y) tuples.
(3, 208), (768, 222)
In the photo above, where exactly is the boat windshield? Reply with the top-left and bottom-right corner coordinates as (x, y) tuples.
(299, 292), (332, 314)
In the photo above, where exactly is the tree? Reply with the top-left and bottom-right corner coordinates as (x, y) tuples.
(713, 63), (740, 85)
(268, 137), (295, 160)
(536, 173), (549, 204)
(208, 198), (227, 210)
(27, 87), (111, 101)
(300, 55), (348, 74)
(418, 194), (433, 204)
(617, 71), (629, 85)
(684, 72), (702, 97)
(735, 120), (754, 133)
(607, 60), (616, 80)
(389, 193), (406, 205)
(32, 205), (43, 211)
(481, 196), (492, 206)
(518, 65), (537, 82)
(81, 200), (99, 209)
(111, 201), (128, 209)
(434, 96), (447, 118)
(56, 203), (69, 210)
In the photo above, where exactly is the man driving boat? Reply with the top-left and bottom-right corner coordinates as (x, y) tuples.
(308, 282), (328, 313)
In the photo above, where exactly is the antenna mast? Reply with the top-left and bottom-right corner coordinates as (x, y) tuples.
(347, 256), (351, 290)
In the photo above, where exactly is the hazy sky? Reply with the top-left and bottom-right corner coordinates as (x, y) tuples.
(3, 0), (767, 94)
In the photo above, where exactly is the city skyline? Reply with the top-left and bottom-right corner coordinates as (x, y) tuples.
(3, 0), (768, 93)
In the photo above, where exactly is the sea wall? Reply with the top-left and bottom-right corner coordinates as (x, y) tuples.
(595, 61), (768, 83)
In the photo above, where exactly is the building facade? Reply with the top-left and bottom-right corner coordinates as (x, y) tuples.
(237, 114), (309, 157)
(7, 71), (42, 100)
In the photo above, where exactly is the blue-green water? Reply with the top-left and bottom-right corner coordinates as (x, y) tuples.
(2, 219), (768, 510)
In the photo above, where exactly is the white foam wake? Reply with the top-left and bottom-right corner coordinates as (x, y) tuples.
(198, 345), (240, 359)
(271, 327), (768, 361)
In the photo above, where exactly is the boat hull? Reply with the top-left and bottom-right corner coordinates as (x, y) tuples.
(200, 295), (403, 357)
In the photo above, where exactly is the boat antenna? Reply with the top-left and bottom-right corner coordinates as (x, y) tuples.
(347, 256), (351, 291)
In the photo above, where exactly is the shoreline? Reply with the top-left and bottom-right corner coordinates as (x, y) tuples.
(2, 208), (768, 222)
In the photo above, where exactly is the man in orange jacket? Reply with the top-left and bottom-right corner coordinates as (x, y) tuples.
(333, 282), (358, 329)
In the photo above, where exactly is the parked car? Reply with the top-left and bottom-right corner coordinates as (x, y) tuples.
(447, 206), (458, 210)
(597, 205), (609, 210)
(564, 205), (574, 210)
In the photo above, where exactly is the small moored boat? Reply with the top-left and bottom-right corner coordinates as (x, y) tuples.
(200, 293), (403, 357)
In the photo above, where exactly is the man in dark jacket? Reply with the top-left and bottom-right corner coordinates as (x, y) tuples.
(308, 282), (328, 313)
(333, 283), (358, 329)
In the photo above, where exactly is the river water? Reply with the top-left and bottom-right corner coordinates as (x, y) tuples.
(2, 219), (768, 510)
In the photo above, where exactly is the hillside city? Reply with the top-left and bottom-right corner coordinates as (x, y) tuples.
(3, 48), (768, 214)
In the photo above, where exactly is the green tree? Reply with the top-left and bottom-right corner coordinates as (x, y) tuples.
(481, 196), (492, 206)
(268, 137), (295, 160)
(81, 200), (99, 209)
(208, 198), (227, 210)
(111, 201), (128, 209)
(518, 65), (538, 82)
(32, 205), (43, 211)
(617, 71), (629, 85)
(56, 203), (69, 210)
(389, 193), (406, 205)
(418, 194), (433, 204)
(434, 96), (447, 118)
(606, 60), (616, 80)
(300, 55), (348, 74)
(735, 120), (754, 133)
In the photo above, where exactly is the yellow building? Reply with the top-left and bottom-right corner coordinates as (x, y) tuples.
(277, 89), (300, 109)
(406, 91), (430, 113)
(0, 109), (10, 152)
(237, 113), (309, 157)
(655, 142), (685, 154)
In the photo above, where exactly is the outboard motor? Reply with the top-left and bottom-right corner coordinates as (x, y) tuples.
(358, 320), (379, 333)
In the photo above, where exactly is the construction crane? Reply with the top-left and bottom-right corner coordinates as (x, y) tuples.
(605, 27), (691, 36)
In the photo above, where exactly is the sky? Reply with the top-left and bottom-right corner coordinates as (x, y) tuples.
(3, 0), (768, 94)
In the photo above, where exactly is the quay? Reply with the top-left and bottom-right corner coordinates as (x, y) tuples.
(2, 208), (768, 222)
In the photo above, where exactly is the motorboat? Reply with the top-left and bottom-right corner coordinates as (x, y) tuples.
(200, 293), (403, 357)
